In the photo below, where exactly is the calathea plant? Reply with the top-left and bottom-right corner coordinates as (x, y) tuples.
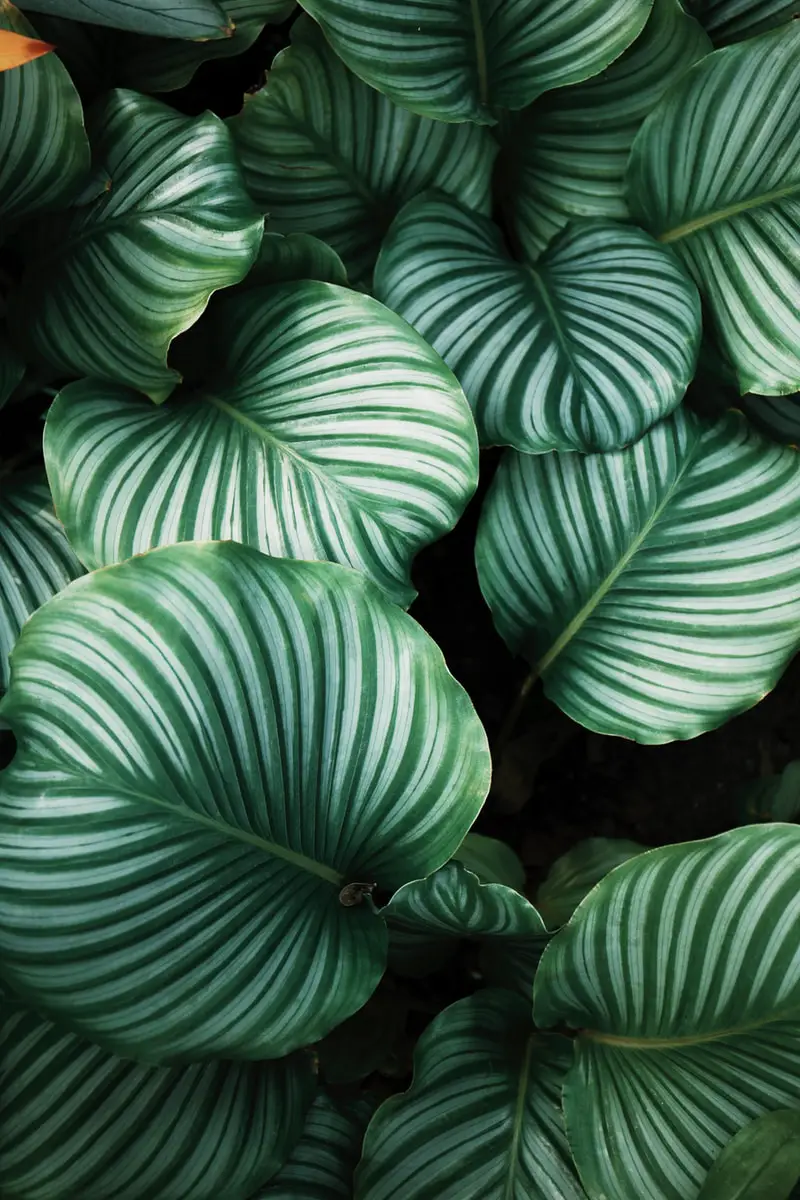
(1, 0), (800, 1197)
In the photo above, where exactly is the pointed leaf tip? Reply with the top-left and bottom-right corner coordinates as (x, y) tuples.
(0, 27), (52, 70)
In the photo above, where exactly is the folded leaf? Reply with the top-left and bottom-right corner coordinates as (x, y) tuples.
(257, 1093), (377, 1199)
(19, 0), (231, 38)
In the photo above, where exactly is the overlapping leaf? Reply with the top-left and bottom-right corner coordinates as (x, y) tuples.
(239, 232), (349, 290)
(476, 408), (800, 743)
(535, 838), (645, 929)
(44, 281), (477, 607)
(228, 18), (496, 286)
(687, 0), (797, 44)
(0, 542), (490, 1060)
(299, 0), (652, 124)
(258, 1093), (376, 1199)
(534, 825), (800, 1200)
(16, 89), (262, 402)
(375, 194), (700, 453)
(740, 394), (800, 444)
(698, 1111), (800, 1200)
(0, 1006), (315, 1200)
(355, 990), (585, 1199)
(628, 23), (800, 395)
(20, 0), (232, 37)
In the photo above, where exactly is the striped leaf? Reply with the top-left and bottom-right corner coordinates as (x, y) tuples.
(258, 1093), (377, 1199)
(739, 394), (800, 445)
(0, 4), (88, 222)
(355, 990), (585, 1199)
(0, 1006), (315, 1200)
(0, 542), (490, 1060)
(698, 1111), (800, 1200)
(239, 232), (349, 289)
(375, 195), (701, 453)
(533, 825), (800, 1200)
(20, 0), (231, 37)
(687, 0), (797, 44)
(43, 281), (477, 608)
(16, 89), (262, 403)
(0, 472), (84, 694)
(500, 0), (711, 260)
(627, 23), (800, 396)
(298, 0), (651, 125)
(535, 838), (646, 929)
(475, 408), (800, 743)
(228, 17), (496, 287)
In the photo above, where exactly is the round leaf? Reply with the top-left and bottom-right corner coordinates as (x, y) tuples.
(476, 408), (800, 743)
(228, 17), (496, 286)
(536, 838), (646, 928)
(0, 542), (490, 1060)
(0, 1005), (315, 1200)
(16, 89), (263, 403)
(698, 1110), (800, 1200)
(298, 0), (652, 125)
(687, 0), (797, 44)
(257, 1092), (377, 1199)
(355, 990), (585, 1199)
(44, 281), (478, 608)
(534, 825), (800, 1200)
(627, 23), (800, 396)
(375, 195), (701, 453)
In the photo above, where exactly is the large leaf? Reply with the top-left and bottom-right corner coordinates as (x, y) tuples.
(258, 1092), (377, 1199)
(687, 0), (797, 44)
(16, 89), (262, 403)
(627, 23), (800, 396)
(43, 281), (477, 608)
(228, 18), (496, 287)
(534, 825), (800, 1200)
(0, 472), (83, 694)
(19, 0), (231, 37)
(375, 194), (700, 453)
(0, 4), (88, 222)
(698, 1111), (800, 1200)
(475, 408), (800, 743)
(298, 0), (652, 125)
(535, 837), (646, 928)
(0, 542), (490, 1060)
(0, 1006), (315, 1200)
(355, 990), (585, 1199)
(500, 0), (711, 260)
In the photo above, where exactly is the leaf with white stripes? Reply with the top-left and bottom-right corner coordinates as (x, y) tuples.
(355, 990), (585, 1199)
(0, 1006), (315, 1200)
(258, 1093), (377, 1199)
(627, 23), (800, 396)
(0, 472), (84, 694)
(500, 0), (710, 260)
(375, 194), (700, 453)
(687, 0), (797, 44)
(533, 825), (800, 1200)
(298, 0), (651, 124)
(228, 18), (496, 287)
(44, 281), (477, 608)
(0, 4), (89, 223)
(535, 838), (646, 929)
(476, 408), (800, 743)
(19, 0), (231, 37)
(16, 89), (262, 403)
(0, 542), (490, 1060)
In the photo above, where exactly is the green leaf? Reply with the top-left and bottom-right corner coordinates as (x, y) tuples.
(240, 232), (349, 289)
(739, 761), (800, 824)
(0, 4), (89, 223)
(355, 990), (585, 1199)
(698, 1110), (800, 1200)
(20, 0), (232, 38)
(535, 838), (646, 928)
(0, 1005), (315, 1200)
(687, 0), (797, 44)
(0, 542), (490, 1060)
(0, 472), (84, 694)
(317, 984), (407, 1084)
(475, 408), (800, 743)
(298, 0), (652, 125)
(228, 17), (496, 286)
(376, 194), (700, 453)
(627, 23), (800, 396)
(500, 0), (711, 260)
(44, 281), (477, 608)
(453, 831), (525, 890)
(533, 825), (800, 1200)
(258, 1092), (377, 1199)
(740, 395), (800, 445)
(16, 89), (262, 403)
(0, 337), (25, 412)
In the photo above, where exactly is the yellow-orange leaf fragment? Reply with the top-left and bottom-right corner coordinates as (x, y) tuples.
(0, 27), (53, 71)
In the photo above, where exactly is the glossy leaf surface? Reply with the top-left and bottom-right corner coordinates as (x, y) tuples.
(20, 0), (231, 37)
(258, 1093), (376, 1199)
(536, 838), (645, 928)
(476, 409), (800, 743)
(698, 1110), (800, 1200)
(0, 543), (491, 1060)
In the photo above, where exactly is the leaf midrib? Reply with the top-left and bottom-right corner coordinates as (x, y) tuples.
(659, 180), (800, 243)
(504, 1034), (533, 1200)
(581, 1006), (800, 1050)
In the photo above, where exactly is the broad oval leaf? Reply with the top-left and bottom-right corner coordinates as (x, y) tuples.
(355, 989), (585, 1199)
(299, 0), (652, 125)
(0, 1006), (315, 1200)
(0, 4), (88, 222)
(16, 89), (262, 403)
(375, 194), (700, 453)
(19, 0), (231, 37)
(501, 0), (711, 260)
(628, 23), (800, 396)
(698, 1110), (800, 1200)
(476, 409), (800, 743)
(0, 472), (83, 693)
(228, 18), (496, 286)
(535, 837), (646, 928)
(687, 0), (797, 44)
(0, 542), (491, 1060)
(44, 281), (478, 608)
(257, 1092), (377, 1199)
(533, 825), (800, 1200)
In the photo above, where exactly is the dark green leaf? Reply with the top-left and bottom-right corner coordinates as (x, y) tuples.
(687, 0), (797, 44)
(317, 985), (408, 1084)
(240, 232), (349, 289)
(20, 0), (232, 38)
(258, 1092), (377, 1199)
(453, 831), (525, 890)
(698, 1110), (800, 1200)
(536, 838), (646, 928)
